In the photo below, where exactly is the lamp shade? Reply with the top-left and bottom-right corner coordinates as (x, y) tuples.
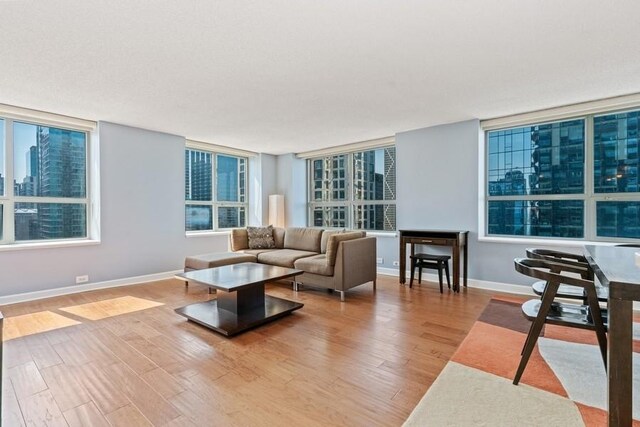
(268, 194), (285, 228)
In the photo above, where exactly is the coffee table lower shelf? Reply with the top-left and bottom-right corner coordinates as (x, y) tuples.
(175, 295), (303, 337)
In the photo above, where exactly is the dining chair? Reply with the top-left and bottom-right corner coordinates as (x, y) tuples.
(512, 258), (607, 385)
(526, 248), (606, 303)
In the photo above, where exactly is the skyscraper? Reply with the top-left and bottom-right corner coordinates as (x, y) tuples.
(487, 122), (584, 238)
(216, 155), (246, 228)
(185, 150), (212, 201)
(17, 126), (88, 240)
(353, 150), (378, 229)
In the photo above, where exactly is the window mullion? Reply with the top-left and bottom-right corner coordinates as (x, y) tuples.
(212, 153), (217, 231)
(584, 115), (595, 241)
(4, 119), (14, 244)
(347, 153), (354, 229)
(13, 196), (88, 204)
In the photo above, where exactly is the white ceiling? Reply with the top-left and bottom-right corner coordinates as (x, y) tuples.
(1, 1), (640, 154)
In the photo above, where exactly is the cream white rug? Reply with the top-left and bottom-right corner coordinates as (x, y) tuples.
(403, 362), (585, 427)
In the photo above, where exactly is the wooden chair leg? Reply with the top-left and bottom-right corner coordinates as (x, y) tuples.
(520, 279), (552, 356)
(514, 281), (559, 385)
(418, 264), (422, 284)
(437, 265), (443, 293)
(444, 262), (451, 289)
(586, 287), (607, 369)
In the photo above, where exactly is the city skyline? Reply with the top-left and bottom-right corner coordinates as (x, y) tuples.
(185, 149), (247, 230)
(488, 116), (639, 238)
(12, 124), (87, 241)
(311, 147), (396, 231)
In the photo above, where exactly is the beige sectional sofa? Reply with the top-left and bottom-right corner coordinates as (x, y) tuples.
(186, 227), (377, 301)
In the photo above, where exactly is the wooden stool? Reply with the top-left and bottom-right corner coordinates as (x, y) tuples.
(410, 253), (451, 293)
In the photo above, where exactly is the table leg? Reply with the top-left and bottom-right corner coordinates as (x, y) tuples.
(452, 242), (460, 292)
(463, 239), (468, 288)
(608, 296), (633, 426)
(400, 238), (406, 284)
(217, 284), (265, 314)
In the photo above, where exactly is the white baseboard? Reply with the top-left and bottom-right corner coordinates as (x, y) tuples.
(0, 270), (182, 306)
(377, 267), (640, 310)
(377, 267), (534, 296)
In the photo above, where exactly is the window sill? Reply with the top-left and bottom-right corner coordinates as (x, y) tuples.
(185, 230), (231, 238)
(0, 239), (101, 252)
(478, 236), (618, 247)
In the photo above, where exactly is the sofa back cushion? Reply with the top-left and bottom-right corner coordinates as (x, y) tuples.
(247, 226), (276, 249)
(230, 228), (249, 251)
(284, 227), (323, 252)
(326, 231), (366, 265)
(273, 227), (286, 249)
(320, 229), (346, 254)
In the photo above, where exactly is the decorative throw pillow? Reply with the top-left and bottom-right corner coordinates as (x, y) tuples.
(320, 229), (346, 253)
(247, 225), (276, 249)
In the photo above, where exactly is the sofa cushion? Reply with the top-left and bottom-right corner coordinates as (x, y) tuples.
(326, 231), (366, 266)
(257, 249), (317, 268)
(238, 249), (280, 256)
(185, 252), (255, 270)
(294, 254), (334, 276)
(284, 227), (323, 252)
(247, 225), (275, 249)
(273, 227), (286, 248)
(230, 228), (249, 251)
(320, 229), (346, 253)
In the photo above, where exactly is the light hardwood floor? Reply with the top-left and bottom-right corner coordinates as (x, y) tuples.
(0, 275), (505, 426)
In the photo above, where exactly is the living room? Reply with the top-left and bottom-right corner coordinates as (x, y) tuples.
(0, 1), (639, 426)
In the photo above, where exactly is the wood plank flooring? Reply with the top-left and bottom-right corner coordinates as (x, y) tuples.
(0, 275), (510, 426)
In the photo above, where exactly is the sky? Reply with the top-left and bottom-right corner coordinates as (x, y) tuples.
(0, 121), (42, 182)
(12, 122), (38, 181)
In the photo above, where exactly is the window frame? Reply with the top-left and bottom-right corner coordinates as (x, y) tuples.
(0, 114), (94, 247)
(306, 145), (397, 231)
(481, 107), (640, 244)
(184, 145), (249, 233)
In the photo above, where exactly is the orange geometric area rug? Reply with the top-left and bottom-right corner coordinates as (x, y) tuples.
(403, 297), (640, 426)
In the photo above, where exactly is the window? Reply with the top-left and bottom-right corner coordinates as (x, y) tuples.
(308, 146), (396, 231)
(0, 118), (90, 245)
(185, 148), (247, 231)
(485, 109), (640, 241)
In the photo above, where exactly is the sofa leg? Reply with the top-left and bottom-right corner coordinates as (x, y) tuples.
(293, 281), (299, 292)
(339, 291), (345, 302)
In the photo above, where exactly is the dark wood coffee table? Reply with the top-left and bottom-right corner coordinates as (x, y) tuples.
(175, 263), (303, 337)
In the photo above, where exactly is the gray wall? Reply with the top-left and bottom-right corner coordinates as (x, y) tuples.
(248, 153), (277, 226)
(0, 122), (230, 296)
(276, 154), (307, 227)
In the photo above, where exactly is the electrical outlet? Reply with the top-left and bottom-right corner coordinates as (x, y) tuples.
(392, 261), (400, 266)
(376, 257), (384, 264)
(76, 275), (89, 284)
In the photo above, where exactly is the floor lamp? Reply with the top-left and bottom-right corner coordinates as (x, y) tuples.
(268, 194), (285, 227)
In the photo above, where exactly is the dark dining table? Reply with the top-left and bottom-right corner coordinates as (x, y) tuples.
(584, 245), (640, 426)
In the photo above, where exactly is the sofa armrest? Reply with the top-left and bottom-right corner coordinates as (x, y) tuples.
(334, 237), (377, 291)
